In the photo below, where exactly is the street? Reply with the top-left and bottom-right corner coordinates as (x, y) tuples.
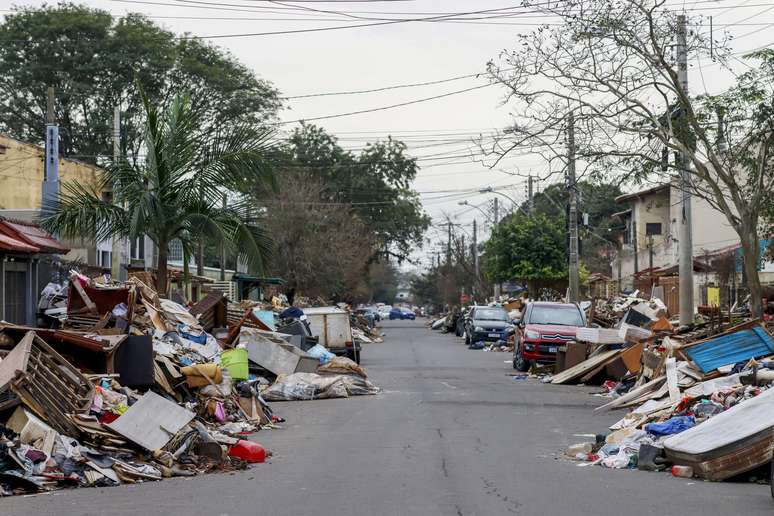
(4, 319), (773, 516)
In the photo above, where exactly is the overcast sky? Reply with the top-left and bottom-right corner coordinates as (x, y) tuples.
(3, 0), (772, 271)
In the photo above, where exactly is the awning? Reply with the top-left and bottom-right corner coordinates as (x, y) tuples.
(0, 219), (69, 254)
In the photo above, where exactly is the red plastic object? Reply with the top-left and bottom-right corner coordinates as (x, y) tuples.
(228, 440), (266, 463)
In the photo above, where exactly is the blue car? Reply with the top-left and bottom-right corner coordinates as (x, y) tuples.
(389, 307), (416, 320)
(401, 309), (416, 320)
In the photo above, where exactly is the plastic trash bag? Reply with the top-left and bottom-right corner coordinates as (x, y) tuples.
(307, 344), (335, 365)
(645, 415), (695, 436)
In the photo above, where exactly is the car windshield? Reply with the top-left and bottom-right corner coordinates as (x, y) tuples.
(474, 308), (508, 321)
(529, 305), (584, 326)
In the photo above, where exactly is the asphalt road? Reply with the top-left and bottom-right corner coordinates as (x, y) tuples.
(4, 319), (773, 516)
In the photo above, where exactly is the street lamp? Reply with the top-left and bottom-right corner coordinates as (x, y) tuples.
(478, 186), (518, 207)
(457, 200), (493, 223)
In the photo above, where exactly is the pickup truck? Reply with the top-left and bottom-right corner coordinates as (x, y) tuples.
(513, 302), (587, 371)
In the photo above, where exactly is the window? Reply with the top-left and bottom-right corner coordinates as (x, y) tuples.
(645, 222), (662, 236)
(131, 237), (145, 260)
(473, 308), (509, 321)
(623, 220), (632, 245)
(100, 250), (111, 268)
(528, 305), (585, 326)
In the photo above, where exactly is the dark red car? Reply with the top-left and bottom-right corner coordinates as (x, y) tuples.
(513, 302), (587, 371)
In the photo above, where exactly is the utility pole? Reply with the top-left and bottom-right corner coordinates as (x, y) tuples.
(43, 87), (59, 244)
(446, 221), (452, 266)
(473, 219), (479, 285)
(567, 110), (580, 303)
(492, 197), (501, 301)
(677, 13), (695, 326)
(528, 174), (534, 215)
(111, 106), (125, 281)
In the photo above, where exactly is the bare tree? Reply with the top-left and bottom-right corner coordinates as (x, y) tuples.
(486, 0), (774, 316)
(263, 170), (375, 301)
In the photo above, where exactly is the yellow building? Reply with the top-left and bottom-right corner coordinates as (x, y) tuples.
(0, 132), (104, 264)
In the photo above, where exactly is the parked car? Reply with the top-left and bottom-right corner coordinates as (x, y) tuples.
(401, 308), (416, 320)
(377, 305), (393, 319)
(464, 306), (512, 345)
(512, 302), (587, 371)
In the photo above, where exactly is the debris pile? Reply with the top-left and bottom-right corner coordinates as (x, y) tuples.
(559, 294), (774, 482)
(0, 271), (380, 496)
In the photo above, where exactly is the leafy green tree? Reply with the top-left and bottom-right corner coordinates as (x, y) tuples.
(0, 4), (280, 162)
(284, 124), (430, 261)
(42, 92), (276, 293)
(517, 181), (623, 274)
(483, 213), (568, 292)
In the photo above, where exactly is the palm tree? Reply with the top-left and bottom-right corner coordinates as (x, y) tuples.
(42, 92), (276, 293)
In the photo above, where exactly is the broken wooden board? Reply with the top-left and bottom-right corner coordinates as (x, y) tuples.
(107, 391), (194, 451)
(549, 349), (620, 384)
(621, 342), (644, 374)
(594, 375), (666, 411)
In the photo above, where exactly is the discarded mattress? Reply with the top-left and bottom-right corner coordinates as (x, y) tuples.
(663, 385), (774, 480)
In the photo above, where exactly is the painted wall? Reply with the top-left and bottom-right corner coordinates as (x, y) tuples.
(0, 133), (103, 210)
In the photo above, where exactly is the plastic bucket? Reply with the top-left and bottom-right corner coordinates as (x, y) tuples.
(220, 348), (249, 380)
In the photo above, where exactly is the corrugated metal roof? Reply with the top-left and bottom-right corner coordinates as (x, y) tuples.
(685, 326), (774, 373)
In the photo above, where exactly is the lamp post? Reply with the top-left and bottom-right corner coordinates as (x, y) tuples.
(457, 200), (493, 223)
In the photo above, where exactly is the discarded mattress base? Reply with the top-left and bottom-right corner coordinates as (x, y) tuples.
(665, 427), (774, 481)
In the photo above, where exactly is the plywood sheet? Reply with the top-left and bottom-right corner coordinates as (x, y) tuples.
(107, 391), (194, 451)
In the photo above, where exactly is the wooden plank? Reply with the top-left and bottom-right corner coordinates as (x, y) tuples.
(550, 349), (620, 384)
(70, 277), (98, 315)
(595, 375), (666, 411)
(621, 342), (644, 374)
(665, 357), (680, 402)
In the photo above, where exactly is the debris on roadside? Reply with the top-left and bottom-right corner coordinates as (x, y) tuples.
(558, 293), (774, 482)
(0, 270), (381, 497)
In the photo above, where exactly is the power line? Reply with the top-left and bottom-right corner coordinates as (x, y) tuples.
(279, 83), (495, 124)
(281, 69), (501, 99)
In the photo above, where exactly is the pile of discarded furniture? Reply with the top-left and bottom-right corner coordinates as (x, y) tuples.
(0, 271), (378, 496)
(557, 293), (774, 482)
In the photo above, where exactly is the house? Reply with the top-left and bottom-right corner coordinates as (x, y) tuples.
(0, 133), (154, 273)
(0, 217), (68, 324)
(610, 181), (773, 309)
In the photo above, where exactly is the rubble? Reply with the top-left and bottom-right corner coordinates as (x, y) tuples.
(0, 269), (381, 497)
(555, 293), (774, 483)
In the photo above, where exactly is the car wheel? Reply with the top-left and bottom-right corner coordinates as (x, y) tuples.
(513, 348), (530, 372)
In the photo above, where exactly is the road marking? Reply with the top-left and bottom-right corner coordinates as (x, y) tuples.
(440, 381), (457, 389)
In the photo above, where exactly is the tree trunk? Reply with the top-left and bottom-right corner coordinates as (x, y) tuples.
(740, 228), (763, 318)
(183, 247), (191, 301)
(157, 240), (169, 296)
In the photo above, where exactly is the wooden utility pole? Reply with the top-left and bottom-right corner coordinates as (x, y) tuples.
(677, 13), (695, 326)
(567, 110), (580, 303)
